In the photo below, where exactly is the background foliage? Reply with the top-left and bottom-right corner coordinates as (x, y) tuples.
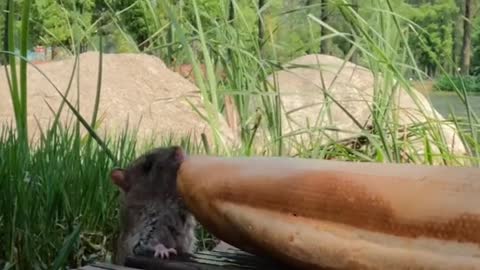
(2, 0), (477, 75)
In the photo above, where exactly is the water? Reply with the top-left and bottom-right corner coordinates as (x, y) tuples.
(427, 92), (480, 118)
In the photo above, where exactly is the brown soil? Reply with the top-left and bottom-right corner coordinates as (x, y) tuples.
(0, 52), (236, 145)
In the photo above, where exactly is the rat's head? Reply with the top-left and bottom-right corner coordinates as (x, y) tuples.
(110, 145), (186, 208)
(111, 146), (192, 263)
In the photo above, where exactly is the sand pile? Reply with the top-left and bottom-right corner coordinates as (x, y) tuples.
(0, 52), (236, 145)
(258, 54), (466, 161)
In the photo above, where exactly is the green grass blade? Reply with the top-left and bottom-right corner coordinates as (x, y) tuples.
(51, 225), (81, 270)
(5, 0), (21, 141)
(19, 0), (32, 147)
(88, 37), (104, 148)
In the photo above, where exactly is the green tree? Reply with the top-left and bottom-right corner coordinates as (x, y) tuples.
(106, 0), (154, 51)
(405, 0), (459, 76)
(35, 0), (71, 58)
(0, 0), (6, 62)
(65, 0), (96, 52)
(320, 0), (329, 54)
(34, 0), (96, 57)
(183, 0), (225, 28)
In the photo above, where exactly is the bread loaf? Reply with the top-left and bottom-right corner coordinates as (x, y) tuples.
(177, 156), (480, 269)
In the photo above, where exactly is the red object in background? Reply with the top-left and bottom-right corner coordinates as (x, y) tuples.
(32, 46), (47, 64)
(35, 46), (45, 54)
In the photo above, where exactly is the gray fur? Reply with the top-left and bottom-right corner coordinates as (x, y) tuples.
(112, 146), (197, 264)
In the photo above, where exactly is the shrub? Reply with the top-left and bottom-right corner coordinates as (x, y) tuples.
(434, 75), (480, 93)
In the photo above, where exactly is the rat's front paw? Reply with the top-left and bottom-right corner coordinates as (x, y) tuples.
(153, 244), (177, 259)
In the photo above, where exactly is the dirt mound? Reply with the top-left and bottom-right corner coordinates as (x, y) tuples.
(261, 54), (466, 162)
(0, 52), (236, 146)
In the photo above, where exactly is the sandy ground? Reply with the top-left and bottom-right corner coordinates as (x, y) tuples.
(0, 52), (236, 145)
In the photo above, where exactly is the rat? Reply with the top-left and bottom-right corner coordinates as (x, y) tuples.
(110, 146), (197, 264)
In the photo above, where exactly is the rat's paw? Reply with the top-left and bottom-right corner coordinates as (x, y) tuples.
(153, 244), (177, 259)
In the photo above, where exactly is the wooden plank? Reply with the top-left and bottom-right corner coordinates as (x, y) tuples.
(93, 262), (142, 270)
(78, 256), (287, 270)
(78, 262), (141, 270)
(76, 266), (102, 270)
(76, 244), (290, 270)
(123, 250), (289, 270)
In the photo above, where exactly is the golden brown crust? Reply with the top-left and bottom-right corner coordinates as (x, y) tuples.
(177, 156), (480, 269)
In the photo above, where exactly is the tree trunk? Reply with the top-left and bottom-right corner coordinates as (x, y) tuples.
(461, 0), (473, 75)
(304, 0), (314, 54)
(320, 0), (329, 54)
(51, 46), (57, 60)
(228, 0), (235, 22)
(227, 0), (235, 57)
(351, 0), (359, 63)
(258, 0), (265, 49)
(2, 0), (10, 65)
(452, 0), (464, 73)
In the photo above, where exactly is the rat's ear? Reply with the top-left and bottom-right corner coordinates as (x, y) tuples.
(110, 168), (130, 192)
(172, 146), (186, 163)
